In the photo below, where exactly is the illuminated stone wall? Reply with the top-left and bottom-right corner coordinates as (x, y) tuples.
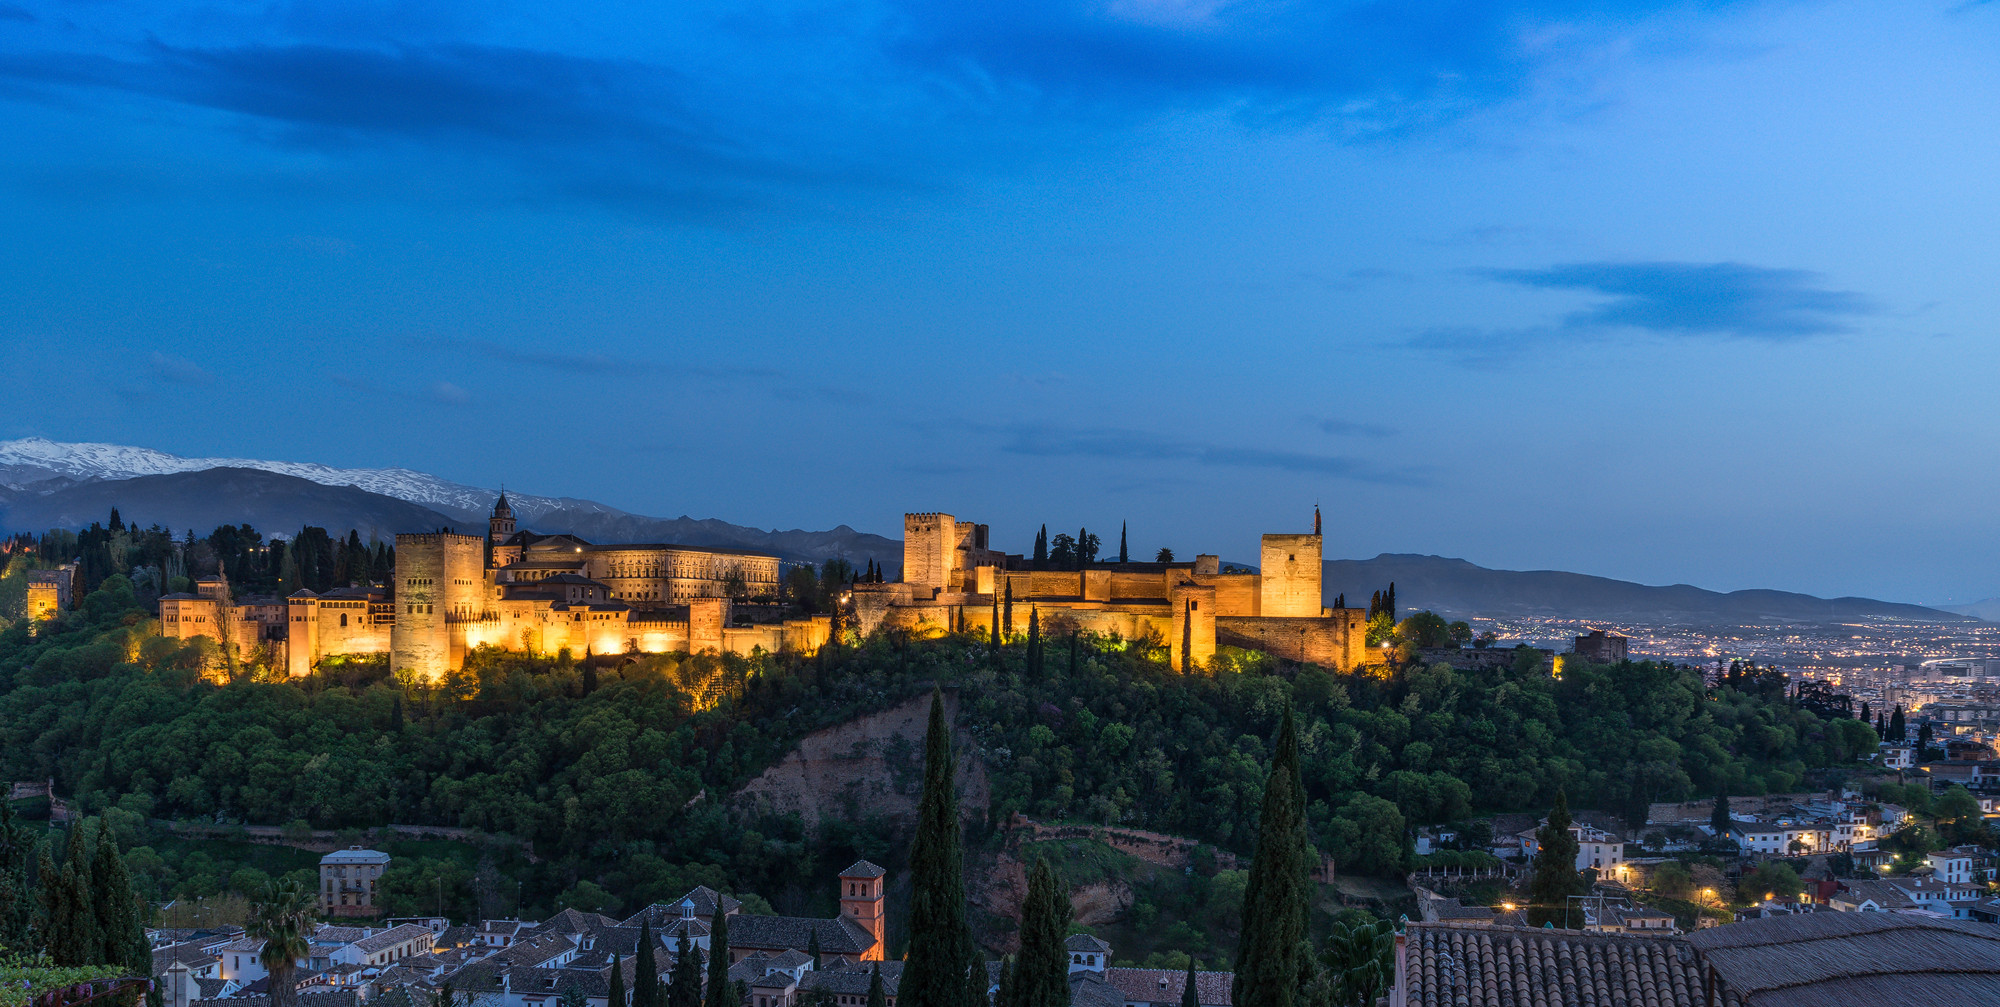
(903, 513), (957, 595)
(1258, 532), (1323, 619)
(1216, 608), (1368, 670)
(390, 532), (485, 681)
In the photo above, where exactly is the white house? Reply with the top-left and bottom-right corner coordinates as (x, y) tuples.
(1881, 746), (1915, 770)
(1516, 820), (1627, 878)
(1927, 847), (1978, 885)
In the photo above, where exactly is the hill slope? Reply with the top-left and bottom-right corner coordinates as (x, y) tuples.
(1324, 553), (1967, 624)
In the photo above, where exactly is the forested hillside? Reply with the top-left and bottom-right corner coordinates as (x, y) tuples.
(0, 576), (1876, 931)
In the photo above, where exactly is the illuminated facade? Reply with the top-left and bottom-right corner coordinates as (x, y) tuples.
(856, 507), (1371, 672)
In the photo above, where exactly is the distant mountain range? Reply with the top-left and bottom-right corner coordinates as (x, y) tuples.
(0, 438), (899, 567)
(1323, 553), (1971, 624)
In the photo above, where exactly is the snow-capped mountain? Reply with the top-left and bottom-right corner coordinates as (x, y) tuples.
(0, 436), (562, 523)
(0, 437), (901, 565)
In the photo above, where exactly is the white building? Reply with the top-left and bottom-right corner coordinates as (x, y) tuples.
(1927, 848), (1978, 885)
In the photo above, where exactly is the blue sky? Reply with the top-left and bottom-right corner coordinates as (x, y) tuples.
(4, 0), (1999, 604)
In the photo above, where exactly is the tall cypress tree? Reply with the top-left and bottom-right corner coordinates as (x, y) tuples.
(609, 954), (627, 1007)
(994, 958), (1014, 1007)
(703, 909), (731, 1007)
(1233, 709), (1310, 1007)
(989, 593), (1001, 660)
(1025, 609), (1042, 682)
(1002, 581), (1014, 642)
(1890, 705), (1906, 741)
(1527, 791), (1583, 928)
(0, 800), (31, 952)
(1179, 959), (1198, 1007)
(1008, 859), (1070, 1007)
(634, 920), (660, 1007)
(1181, 600), (1192, 674)
(1118, 523), (1128, 564)
(89, 819), (147, 975)
(866, 965), (886, 1007)
(1034, 527), (1048, 566)
(1710, 791), (1733, 847)
(42, 826), (99, 966)
(669, 933), (701, 1007)
(903, 689), (974, 1007)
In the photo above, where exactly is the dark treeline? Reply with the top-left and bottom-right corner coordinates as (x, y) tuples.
(0, 571), (1882, 936)
(22, 510), (395, 603)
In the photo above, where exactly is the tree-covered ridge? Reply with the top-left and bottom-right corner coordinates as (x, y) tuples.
(0, 577), (1875, 919)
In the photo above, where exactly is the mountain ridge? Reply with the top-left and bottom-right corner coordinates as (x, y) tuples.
(1324, 553), (1970, 624)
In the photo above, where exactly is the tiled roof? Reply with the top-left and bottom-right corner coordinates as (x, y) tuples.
(1102, 968), (1232, 1007)
(192, 978), (231, 999)
(1064, 935), (1112, 954)
(621, 888), (742, 928)
(1399, 923), (1704, 1007)
(313, 926), (372, 944)
(319, 849), (390, 866)
(153, 941), (222, 972)
(801, 962), (901, 998)
(192, 992), (359, 1007)
(354, 924), (435, 954)
(728, 914), (877, 955)
(531, 910), (624, 939)
(839, 861), (887, 879)
(1065, 972), (1127, 1007)
(1685, 912), (2000, 1007)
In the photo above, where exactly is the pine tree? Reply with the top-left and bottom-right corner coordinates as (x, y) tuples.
(610, 955), (627, 1007)
(1527, 791), (1583, 928)
(1233, 709), (1310, 1007)
(1180, 958), (1198, 1007)
(669, 933), (702, 1007)
(1711, 791), (1733, 848)
(867, 965), (886, 1007)
(1118, 523), (1128, 564)
(1890, 705), (1906, 742)
(634, 920), (660, 1007)
(703, 908), (731, 1007)
(89, 818), (147, 975)
(903, 689), (975, 1007)
(1008, 859), (1070, 1007)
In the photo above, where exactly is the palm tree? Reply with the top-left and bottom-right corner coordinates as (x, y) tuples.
(247, 879), (316, 1007)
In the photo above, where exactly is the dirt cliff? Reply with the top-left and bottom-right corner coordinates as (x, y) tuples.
(732, 690), (988, 827)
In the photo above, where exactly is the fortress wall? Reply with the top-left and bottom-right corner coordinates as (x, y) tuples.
(1199, 573), (1261, 617)
(1216, 609), (1368, 671)
(1168, 583), (1218, 670)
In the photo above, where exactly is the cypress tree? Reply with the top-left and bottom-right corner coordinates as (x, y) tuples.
(990, 593), (1001, 660)
(1181, 600), (1192, 674)
(0, 800), (31, 952)
(903, 688), (974, 1007)
(634, 920), (660, 1007)
(1034, 527), (1048, 566)
(391, 696), (405, 731)
(867, 965), (886, 1007)
(610, 956), (627, 1007)
(42, 827), (99, 966)
(1526, 791), (1583, 928)
(703, 907), (731, 1007)
(1026, 608), (1042, 682)
(89, 818), (147, 975)
(1179, 959), (1198, 1007)
(669, 933), (702, 1007)
(1009, 859), (1070, 1007)
(994, 958), (1015, 1007)
(1076, 527), (1088, 569)
(1002, 581), (1014, 641)
(1386, 583), (1396, 621)
(1890, 705), (1905, 741)
(1233, 708), (1310, 1007)
(1118, 523), (1128, 564)
(1711, 791), (1733, 847)
(1859, 701), (1871, 725)
(805, 929), (821, 968)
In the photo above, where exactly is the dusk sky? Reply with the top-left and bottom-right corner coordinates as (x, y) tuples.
(4, 1), (1998, 605)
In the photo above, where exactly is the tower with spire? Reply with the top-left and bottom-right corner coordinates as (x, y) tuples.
(489, 490), (517, 547)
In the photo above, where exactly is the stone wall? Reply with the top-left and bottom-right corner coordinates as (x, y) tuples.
(1216, 608), (1368, 670)
(1258, 533), (1322, 618)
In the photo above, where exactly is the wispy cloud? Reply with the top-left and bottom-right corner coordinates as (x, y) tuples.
(0, 0), (1724, 212)
(148, 352), (212, 385)
(1313, 417), (1396, 438)
(996, 424), (1426, 485)
(1414, 261), (1877, 362)
(413, 336), (779, 381)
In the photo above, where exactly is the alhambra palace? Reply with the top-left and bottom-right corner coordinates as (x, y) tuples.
(157, 497), (1368, 678)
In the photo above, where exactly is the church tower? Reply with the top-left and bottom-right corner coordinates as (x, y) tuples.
(837, 860), (887, 961)
(489, 492), (517, 546)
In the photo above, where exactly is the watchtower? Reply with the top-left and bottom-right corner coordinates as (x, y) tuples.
(838, 860), (887, 961)
(1259, 510), (1323, 619)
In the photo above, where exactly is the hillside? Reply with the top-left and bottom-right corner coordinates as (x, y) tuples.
(1324, 553), (1967, 624)
(0, 468), (460, 542)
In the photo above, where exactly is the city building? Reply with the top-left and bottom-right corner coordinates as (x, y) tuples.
(1573, 629), (1629, 663)
(320, 847), (392, 917)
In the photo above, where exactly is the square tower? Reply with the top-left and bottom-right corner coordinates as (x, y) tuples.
(391, 532), (486, 680)
(1259, 531), (1322, 619)
(903, 513), (957, 596)
(838, 860), (887, 961)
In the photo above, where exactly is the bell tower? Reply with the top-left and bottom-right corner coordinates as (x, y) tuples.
(489, 491), (517, 546)
(837, 860), (887, 961)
